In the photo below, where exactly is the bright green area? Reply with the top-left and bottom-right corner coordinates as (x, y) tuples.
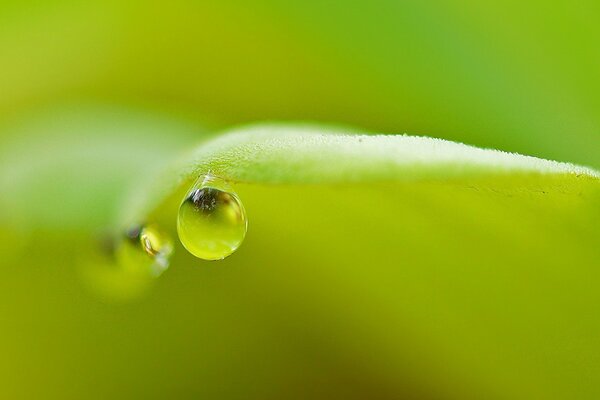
(1, 0), (600, 398)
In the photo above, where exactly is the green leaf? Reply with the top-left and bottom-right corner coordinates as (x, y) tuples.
(114, 124), (600, 399)
(2, 121), (599, 399)
(122, 123), (598, 226)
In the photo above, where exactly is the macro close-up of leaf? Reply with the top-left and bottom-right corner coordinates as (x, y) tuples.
(2, 115), (599, 399)
(1, 1), (599, 399)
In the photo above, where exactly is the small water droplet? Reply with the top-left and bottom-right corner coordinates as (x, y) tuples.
(116, 223), (173, 276)
(177, 174), (247, 260)
(81, 224), (172, 302)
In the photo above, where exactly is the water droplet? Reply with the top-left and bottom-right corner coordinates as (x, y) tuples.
(116, 223), (173, 277)
(177, 174), (247, 260)
(80, 224), (172, 302)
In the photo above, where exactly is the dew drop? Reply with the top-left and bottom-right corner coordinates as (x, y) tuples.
(177, 174), (247, 260)
(116, 223), (173, 277)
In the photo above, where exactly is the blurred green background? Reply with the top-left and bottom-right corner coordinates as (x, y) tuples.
(1, 1), (599, 399)
(2, 0), (599, 167)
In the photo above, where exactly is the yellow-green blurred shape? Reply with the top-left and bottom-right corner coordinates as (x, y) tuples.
(1, 173), (599, 399)
(177, 175), (247, 260)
